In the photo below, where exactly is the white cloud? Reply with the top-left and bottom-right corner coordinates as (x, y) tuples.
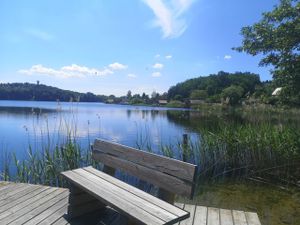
(142, 0), (196, 38)
(152, 63), (164, 69)
(25, 28), (54, 41)
(224, 55), (232, 60)
(108, 62), (128, 70)
(152, 72), (161, 77)
(155, 54), (161, 58)
(165, 55), (172, 59)
(18, 64), (116, 78)
(127, 73), (137, 78)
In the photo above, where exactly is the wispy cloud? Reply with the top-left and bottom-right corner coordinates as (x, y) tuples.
(18, 63), (121, 78)
(155, 54), (161, 58)
(152, 63), (164, 69)
(24, 28), (54, 41)
(152, 71), (161, 77)
(224, 55), (232, 60)
(127, 73), (137, 78)
(165, 54), (172, 59)
(142, 0), (196, 38)
(108, 62), (128, 70)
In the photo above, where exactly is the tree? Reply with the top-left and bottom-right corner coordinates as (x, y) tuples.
(190, 90), (208, 100)
(126, 90), (132, 99)
(234, 0), (300, 105)
(222, 85), (244, 105)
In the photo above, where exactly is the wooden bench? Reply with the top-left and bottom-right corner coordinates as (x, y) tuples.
(61, 139), (198, 225)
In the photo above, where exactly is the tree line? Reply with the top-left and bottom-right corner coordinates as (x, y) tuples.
(0, 82), (102, 102)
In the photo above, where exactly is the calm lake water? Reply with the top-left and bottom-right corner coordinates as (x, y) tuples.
(0, 100), (197, 162)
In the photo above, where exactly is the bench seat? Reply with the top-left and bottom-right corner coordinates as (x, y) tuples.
(61, 166), (190, 225)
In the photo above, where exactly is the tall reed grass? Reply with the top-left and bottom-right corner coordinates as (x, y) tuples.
(0, 105), (299, 188)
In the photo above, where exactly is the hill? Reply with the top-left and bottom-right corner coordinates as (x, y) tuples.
(0, 82), (103, 102)
(167, 71), (261, 105)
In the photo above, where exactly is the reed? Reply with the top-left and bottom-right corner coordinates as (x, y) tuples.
(1, 105), (299, 187)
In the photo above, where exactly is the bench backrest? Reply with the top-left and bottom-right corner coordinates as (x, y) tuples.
(92, 139), (197, 199)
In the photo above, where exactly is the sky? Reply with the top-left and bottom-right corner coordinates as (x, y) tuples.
(0, 0), (279, 96)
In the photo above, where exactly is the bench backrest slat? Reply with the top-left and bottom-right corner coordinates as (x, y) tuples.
(92, 139), (197, 199)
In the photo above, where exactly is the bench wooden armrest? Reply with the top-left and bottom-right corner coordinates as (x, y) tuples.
(61, 166), (190, 225)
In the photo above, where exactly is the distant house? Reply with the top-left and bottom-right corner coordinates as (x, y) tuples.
(190, 99), (205, 105)
(272, 87), (282, 96)
(158, 100), (168, 105)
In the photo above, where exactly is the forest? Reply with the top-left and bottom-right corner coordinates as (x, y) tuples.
(0, 82), (103, 102)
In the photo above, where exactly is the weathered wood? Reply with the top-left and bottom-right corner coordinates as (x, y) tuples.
(73, 169), (180, 222)
(93, 151), (193, 198)
(0, 184), (40, 206)
(84, 166), (187, 218)
(245, 212), (261, 225)
(0, 182), (262, 225)
(52, 216), (70, 225)
(0, 183), (25, 200)
(232, 210), (248, 225)
(220, 209), (234, 225)
(157, 188), (175, 204)
(0, 188), (63, 224)
(181, 204), (196, 225)
(207, 207), (220, 225)
(194, 206), (207, 225)
(0, 186), (49, 213)
(23, 199), (68, 225)
(14, 193), (69, 225)
(93, 139), (197, 182)
(61, 170), (167, 225)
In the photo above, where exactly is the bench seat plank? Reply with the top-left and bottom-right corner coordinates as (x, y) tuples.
(62, 167), (190, 225)
(84, 166), (187, 218)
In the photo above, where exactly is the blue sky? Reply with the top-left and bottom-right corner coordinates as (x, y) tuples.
(0, 0), (278, 96)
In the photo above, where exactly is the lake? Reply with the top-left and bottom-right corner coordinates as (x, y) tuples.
(0, 100), (299, 225)
(0, 100), (198, 163)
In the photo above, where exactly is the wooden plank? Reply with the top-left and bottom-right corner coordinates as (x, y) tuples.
(207, 207), (220, 225)
(38, 204), (68, 225)
(84, 166), (187, 218)
(245, 212), (261, 225)
(180, 204), (195, 225)
(0, 187), (59, 222)
(0, 184), (40, 206)
(52, 216), (69, 225)
(94, 139), (197, 182)
(0, 183), (25, 200)
(0, 186), (49, 213)
(220, 209), (234, 225)
(61, 170), (169, 225)
(13, 192), (69, 225)
(174, 203), (184, 209)
(0, 183), (14, 191)
(73, 169), (179, 223)
(232, 210), (248, 225)
(92, 152), (193, 198)
(193, 206), (207, 225)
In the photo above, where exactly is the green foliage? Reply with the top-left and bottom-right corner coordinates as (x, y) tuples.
(0, 83), (102, 102)
(190, 90), (208, 100)
(166, 100), (186, 108)
(222, 85), (244, 105)
(235, 0), (300, 106)
(168, 71), (260, 104)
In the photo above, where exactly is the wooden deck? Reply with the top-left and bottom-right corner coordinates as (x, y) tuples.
(0, 182), (261, 225)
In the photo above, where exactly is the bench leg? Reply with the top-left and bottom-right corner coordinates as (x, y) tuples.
(67, 184), (106, 219)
